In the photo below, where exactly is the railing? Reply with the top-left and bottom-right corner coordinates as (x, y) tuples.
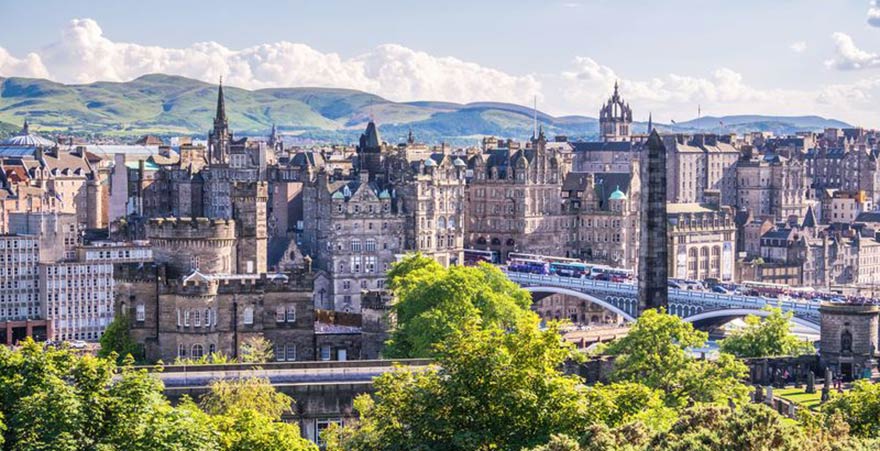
(503, 270), (818, 317)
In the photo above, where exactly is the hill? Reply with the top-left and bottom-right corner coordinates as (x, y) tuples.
(0, 74), (853, 144)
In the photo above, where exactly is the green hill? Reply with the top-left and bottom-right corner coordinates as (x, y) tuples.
(0, 74), (853, 144)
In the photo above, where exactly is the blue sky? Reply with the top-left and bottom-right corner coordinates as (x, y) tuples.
(2, 0), (880, 124)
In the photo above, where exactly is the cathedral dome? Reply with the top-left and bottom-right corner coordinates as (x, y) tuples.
(609, 185), (627, 201)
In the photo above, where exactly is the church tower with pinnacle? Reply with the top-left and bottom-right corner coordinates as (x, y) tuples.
(208, 78), (232, 165)
(599, 82), (633, 142)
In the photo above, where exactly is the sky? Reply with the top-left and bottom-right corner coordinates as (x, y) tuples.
(1, 0), (880, 125)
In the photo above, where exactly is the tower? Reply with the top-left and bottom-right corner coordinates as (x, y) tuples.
(357, 121), (384, 180)
(638, 130), (668, 312)
(208, 79), (231, 165)
(599, 82), (633, 142)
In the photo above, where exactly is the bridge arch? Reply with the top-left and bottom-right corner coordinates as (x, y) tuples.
(683, 308), (820, 332)
(523, 286), (636, 322)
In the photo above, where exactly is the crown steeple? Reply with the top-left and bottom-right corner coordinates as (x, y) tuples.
(215, 77), (227, 125)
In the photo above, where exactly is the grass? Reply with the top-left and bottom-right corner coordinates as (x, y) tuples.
(776, 387), (825, 410)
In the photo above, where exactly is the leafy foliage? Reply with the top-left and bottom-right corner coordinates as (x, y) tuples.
(823, 379), (880, 437)
(0, 338), (316, 451)
(718, 307), (815, 358)
(238, 336), (274, 363)
(604, 309), (749, 407)
(384, 254), (535, 357)
(328, 320), (590, 450)
(200, 377), (293, 419)
(98, 312), (143, 363)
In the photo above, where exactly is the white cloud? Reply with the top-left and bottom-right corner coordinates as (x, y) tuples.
(869, 1), (880, 27)
(0, 18), (539, 106)
(0, 47), (48, 79)
(826, 32), (880, 70)
(2, 18), (880, 125)
(790, 41), (807, 53)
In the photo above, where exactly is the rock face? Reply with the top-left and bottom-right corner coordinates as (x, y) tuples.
(638, 130), (669, 312)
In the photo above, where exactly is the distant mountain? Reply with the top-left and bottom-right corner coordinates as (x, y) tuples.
(0, 74), (853, 144)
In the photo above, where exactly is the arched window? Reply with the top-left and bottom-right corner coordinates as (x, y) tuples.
(192, 344), (204, 359)
(243, 307), (254, 325)
(437, 217), (446, 229)
(448, 216), (456, 229)
(477, 237), (487, 245)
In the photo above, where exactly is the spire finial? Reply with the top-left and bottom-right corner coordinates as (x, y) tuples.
(647, 112), (653, 134)
(22, 118), (29, 135)
(614, 80), (619, 96)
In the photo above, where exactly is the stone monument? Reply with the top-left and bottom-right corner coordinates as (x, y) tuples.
(637, 130), (668, 313)
(819, 303), (879, 380)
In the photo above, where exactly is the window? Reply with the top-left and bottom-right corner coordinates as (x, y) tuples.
(286, 344), (296, 361)
(275, 343), (285, 361)
(205, 309), (211, 328)
(320, 345), (332, 361)
(276, 305), (285, 322)
(178, 344), (186, 358)
(286, 305), (296, 322)
(194, 310), (201, 327)
(243, 307), (254, 325)
(192, 344), (204, 359)
(209, 344), (215, 355)
(365, 239), (376, 252)
(351, 239), (361, 252)
(136, 303), (145, 322)
(184, 310), (190, 327)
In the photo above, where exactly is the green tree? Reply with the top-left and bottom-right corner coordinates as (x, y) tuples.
(99, 312), (143, 363)
(200, 377), (292, 419)
(214, 409), (316, 451)
(604, 309), (749, 407)
(329, 320), (591, 450)
(384, 253), (535, 357)
(238, 336), (273, 363)
(823, 379), (880, 437)
(583, 382), (676, 431)
(718, 307), (815, 358)
(651, 404), (805, 450)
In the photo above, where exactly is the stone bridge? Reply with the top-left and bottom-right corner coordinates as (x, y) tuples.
(504, 271), (821, 331)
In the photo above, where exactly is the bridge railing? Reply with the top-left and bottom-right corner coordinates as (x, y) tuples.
(504, 271), (819, 316)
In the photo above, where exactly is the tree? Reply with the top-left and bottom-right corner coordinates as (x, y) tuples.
(651, 405), (805, 450)
(718, 307), (815, 358)
(200, 377), (292, 420)
(99, 312), (143, 363)
(384, 253), (535, 358)
(214, 409), (316, 451)
(823, 379), (880, 437)
(328, 320), (591, 450)
(238, 336), (273, 363)
(604, 309), (749, 407)
(583, 382), (676, 431)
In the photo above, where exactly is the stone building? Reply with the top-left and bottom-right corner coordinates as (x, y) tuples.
(736, 151), (810, 222)
(301, 123), (467, 311)
(667, 203), (736, 282)
(116, 265), (319, 363)
(466, 131), (569, 261)
(664, 134), (739, 206)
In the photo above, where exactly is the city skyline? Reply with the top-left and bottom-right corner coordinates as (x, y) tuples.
(1, 1), (880, 124)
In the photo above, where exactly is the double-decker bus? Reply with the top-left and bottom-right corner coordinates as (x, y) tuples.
(508, 258), (549, 275)
(741, 280), (790, 297)
(590, 265), (634, 282)
(549, 261), (591, 278)
(464, 249), (498, 266)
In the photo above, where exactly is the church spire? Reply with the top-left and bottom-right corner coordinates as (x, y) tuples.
(215, 77), (227, 124)
(22, 118), (29, 135)
(647, 112), (653, 134)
